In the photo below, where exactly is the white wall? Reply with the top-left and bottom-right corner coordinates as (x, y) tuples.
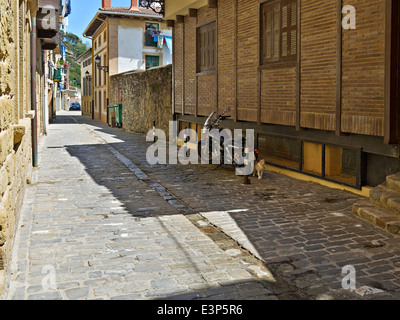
(118, 25), (143, 74)
(118, 25), (173, 74)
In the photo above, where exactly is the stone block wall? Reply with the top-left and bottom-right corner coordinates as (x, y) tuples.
(0, 0), (38, 292)
(110, 65), (173, 139)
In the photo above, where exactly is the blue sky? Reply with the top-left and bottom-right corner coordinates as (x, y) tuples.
(66, 0), (134, 42)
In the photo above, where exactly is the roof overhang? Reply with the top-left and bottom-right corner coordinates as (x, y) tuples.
(83, 10), (162, 38)
(75, 48), (93, 63)
(83, 12), (108, 38)
(164, 0), (208, 21)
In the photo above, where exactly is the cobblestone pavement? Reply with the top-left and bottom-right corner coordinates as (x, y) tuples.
(3, 112), (400, 300)
(2, 112), (300, 300)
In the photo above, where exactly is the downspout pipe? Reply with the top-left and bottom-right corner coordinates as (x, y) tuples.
(43, 49), (48, 135)
(31, 16), (38, 167)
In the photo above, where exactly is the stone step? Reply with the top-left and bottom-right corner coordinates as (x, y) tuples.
(386, 173), (400, 192)
(369, 184), (400, 216)
(353, 200), (400, 235)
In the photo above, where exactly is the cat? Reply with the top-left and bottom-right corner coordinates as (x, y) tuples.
(253, 159), (265, 180)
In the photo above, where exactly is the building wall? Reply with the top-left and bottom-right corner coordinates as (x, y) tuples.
(94, 17), (172, 124)
(79, 51), (93, 117)
(93, 22), (109, 123)
(300, 0), (337, 131)
(173, 0), (386, 136)
(116, 19), (172, 74)
(110, 65), (173, 139)
(0, 0), (38, 291)
(341, 0), (385, 136)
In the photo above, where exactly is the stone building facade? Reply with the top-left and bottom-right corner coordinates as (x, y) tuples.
(110, 65), (173, 139)
(75, 48), (93, 117)
(0, 0), (65, 293)
(0, 0), (37, 292)
(83, 0), (173, 124)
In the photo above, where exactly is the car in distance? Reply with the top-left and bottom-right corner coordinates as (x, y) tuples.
(69, 102), (81, 111)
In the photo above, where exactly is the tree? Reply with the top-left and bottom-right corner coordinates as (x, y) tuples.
(60, 31), (89, 89)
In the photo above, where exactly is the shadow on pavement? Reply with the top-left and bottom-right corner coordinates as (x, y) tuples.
(54, 114), (400, 300)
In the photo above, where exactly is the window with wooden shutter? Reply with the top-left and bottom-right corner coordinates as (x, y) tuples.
(197, 22), (217, 73)
(261, 0), (297, 64)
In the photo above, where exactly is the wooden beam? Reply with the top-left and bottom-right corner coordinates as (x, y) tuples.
(216, 5), (219, 115)
(234, 0), (238, 122)
(336, 0), (343, 136)
(188, 8), (197, 18)
(195, 15), (198, 117)
(176, 15), (184, 23)
(182, 19), (185, 115)
(296, 0), (301, 131)
(172, 26), (175, 115)
(257, 1), (262, 125)
(208, 0), (218, 9)
(384, 0), (393, 144)
(166, 20), (175, 28)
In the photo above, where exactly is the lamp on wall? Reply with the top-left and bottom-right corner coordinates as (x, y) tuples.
(85, 71), (92, 80)
(95, 55), (109, 73)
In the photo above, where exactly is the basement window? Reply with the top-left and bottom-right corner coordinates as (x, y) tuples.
(302, 142), (323, 176)
(258, 135), (300, 170)
(257, 134), (360, 189)
(324, 145), (357, 186)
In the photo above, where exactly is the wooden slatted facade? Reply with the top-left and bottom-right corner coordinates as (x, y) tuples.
(167, 0), (400, 188)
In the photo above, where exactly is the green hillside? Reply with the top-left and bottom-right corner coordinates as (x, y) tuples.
(61, 31), (90, 89)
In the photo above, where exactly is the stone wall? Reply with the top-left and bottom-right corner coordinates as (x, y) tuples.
(110, 65), (173, 139)
(0, 0), (38, 292)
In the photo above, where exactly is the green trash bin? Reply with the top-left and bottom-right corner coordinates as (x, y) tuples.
(107, 105), (117, 127)
(115, 104), (123, 128)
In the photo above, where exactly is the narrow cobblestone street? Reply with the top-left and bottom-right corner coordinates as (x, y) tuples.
(3, 112), (400, 300)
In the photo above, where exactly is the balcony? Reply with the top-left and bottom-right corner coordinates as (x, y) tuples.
(37, 0), (62, 39)
(42, 35), (59, 50)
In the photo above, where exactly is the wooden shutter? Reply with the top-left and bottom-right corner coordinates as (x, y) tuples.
(289, 1), (297, 58)
(281, 3), (288, 57)
(262, 0), (297, 64)
(197, 22), (216, 72)
(281, 0), (297, 59)
(262, 1), (280, 63)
